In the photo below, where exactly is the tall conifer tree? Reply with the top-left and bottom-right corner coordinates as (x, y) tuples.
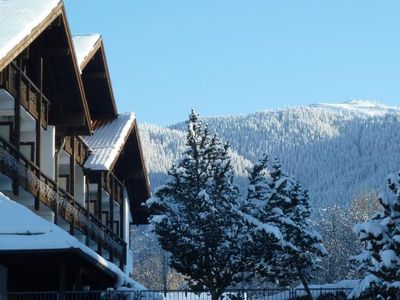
(245, 156), (326, 298)
(350, 172), (400, 299)
(147, 110), (247, 300)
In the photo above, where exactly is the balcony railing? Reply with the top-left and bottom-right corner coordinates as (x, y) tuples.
(62, 135), (90, 166)
(0, 136), (126, 265)
(0, 61), (50, 128)
(102, 172), (124, 205)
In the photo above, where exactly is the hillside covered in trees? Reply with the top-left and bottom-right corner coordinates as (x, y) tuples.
(139, 100), (400, 209)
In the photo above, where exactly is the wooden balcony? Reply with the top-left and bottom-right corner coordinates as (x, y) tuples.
(0, 136), (126, 266)
(0, 62), (50, 128)
(62, 135), (90, 166)
(101, 172), (124, 205)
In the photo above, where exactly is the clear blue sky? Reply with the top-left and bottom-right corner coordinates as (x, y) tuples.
(64, 1), (400, 125)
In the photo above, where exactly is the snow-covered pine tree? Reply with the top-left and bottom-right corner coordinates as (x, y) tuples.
(256, 158), (326, 298)
(147, 110), (247, 300)
(350, 172), (400, 299)
(240, 155), (284, 282)
(277, 179), (327, 298)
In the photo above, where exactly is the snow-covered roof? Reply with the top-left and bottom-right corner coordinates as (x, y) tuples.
(84, 112), (136, 171)
(72, 34), (101, 72)
(0, 192), (144, 289)
(0, 0), (61, 64)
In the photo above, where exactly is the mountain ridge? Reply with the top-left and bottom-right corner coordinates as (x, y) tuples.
(139, 101), (400, 209)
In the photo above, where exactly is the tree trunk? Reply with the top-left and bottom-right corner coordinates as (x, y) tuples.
(297, 267), (313, 300)
(210, 290), (221, 300)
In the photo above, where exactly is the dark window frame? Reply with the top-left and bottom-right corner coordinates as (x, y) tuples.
(0, 121), (13, 141)
(59, 174), (70, 193)
(20, 141), (35, 162)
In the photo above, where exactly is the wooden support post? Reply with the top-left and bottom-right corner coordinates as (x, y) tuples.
(120, 186), (125, 241)
(59, 261), (66, 300)
(54, 137), (66, 226)
(120, 185), (126, 270)
(85, 177), (90, 246)
(12, 62), (22, 196)
(97, 177), (103, 255)
(109, 175), (114, 232)
(34, 57), (43, 211)
(109, 175), (114, 262)
(69, 138), (75, 235)
(120, 245), (126, 270)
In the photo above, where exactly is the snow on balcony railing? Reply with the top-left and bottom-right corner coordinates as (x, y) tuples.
(0, 136), (126, 264)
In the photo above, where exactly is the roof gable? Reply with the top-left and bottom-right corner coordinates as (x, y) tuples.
(84, 113), (151, 223)
(73, 34), (101, 72)
(0, 0), (93, 134)
(73, 34), (118, 120)
(84, 112), (136, 170)
(0, 0), (62, 71)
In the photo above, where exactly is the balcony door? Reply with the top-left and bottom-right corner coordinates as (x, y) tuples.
(0, 122), (13, 142)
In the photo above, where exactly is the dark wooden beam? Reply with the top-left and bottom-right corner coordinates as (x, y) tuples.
(35, 57), (43, 211)
(120, 189), (125, 242)
(109, 176), (114, 262)
(69, 138), (75, 235)
(40, 47), (70, 56)
(85, 177), (90, 247)
(50, 113), (86, 126)
(12, 62), (22, 196)
(97, 178), (103, 255)
(59, 261), (66, 300)
(83, 72), (107, 79)
(123, 170), (145, 180)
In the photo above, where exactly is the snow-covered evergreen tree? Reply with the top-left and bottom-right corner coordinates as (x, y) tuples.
(273, 177), (327, 298)
(240, 155), (284, 282)
(245, 157), (326, 298)
(146, 110), (247, 300)
(350, 172), (400, 299)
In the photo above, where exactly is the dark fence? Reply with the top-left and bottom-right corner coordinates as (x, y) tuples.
(8, 292), (59, 300)
(294, 288), (352, 299)
(5, 288), (374, 300)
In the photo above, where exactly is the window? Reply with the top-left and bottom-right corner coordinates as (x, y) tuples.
(20, 142), (35, 162)
(0, 122), (13, 142)
(59, 175), (70, 193)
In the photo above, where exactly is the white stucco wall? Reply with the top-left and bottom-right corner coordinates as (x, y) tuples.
(41, 125), (55, 180)
(75, 165), (86, 206)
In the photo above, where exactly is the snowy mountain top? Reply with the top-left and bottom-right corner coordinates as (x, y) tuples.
(167, 101), (399, 131)
(310, 100), (400, 116)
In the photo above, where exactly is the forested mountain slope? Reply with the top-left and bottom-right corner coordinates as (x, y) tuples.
(139, 101), (400, 208)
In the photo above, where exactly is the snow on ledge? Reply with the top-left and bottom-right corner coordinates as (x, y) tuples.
(0, 192), (144, 289)
(84, 112), (136, 171)
(0, 0), (61, 63)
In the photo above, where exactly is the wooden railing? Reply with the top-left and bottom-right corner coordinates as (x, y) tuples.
(0, 61), (50, 128)
(63, 136), (90, 166)
(101, 171), (124, 205)
(0, 136), (126, 265)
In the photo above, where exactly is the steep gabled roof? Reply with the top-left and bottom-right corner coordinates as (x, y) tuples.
(72, 34), (101, 72)
(73, 34), (118, 119)
(84, 112), (136, 170)
(0, 0), (92, 134)
(0, 0), (62, 71)
(84, 113), (151, 223)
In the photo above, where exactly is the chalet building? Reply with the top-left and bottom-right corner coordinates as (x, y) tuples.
(0, 0), (150, 293)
